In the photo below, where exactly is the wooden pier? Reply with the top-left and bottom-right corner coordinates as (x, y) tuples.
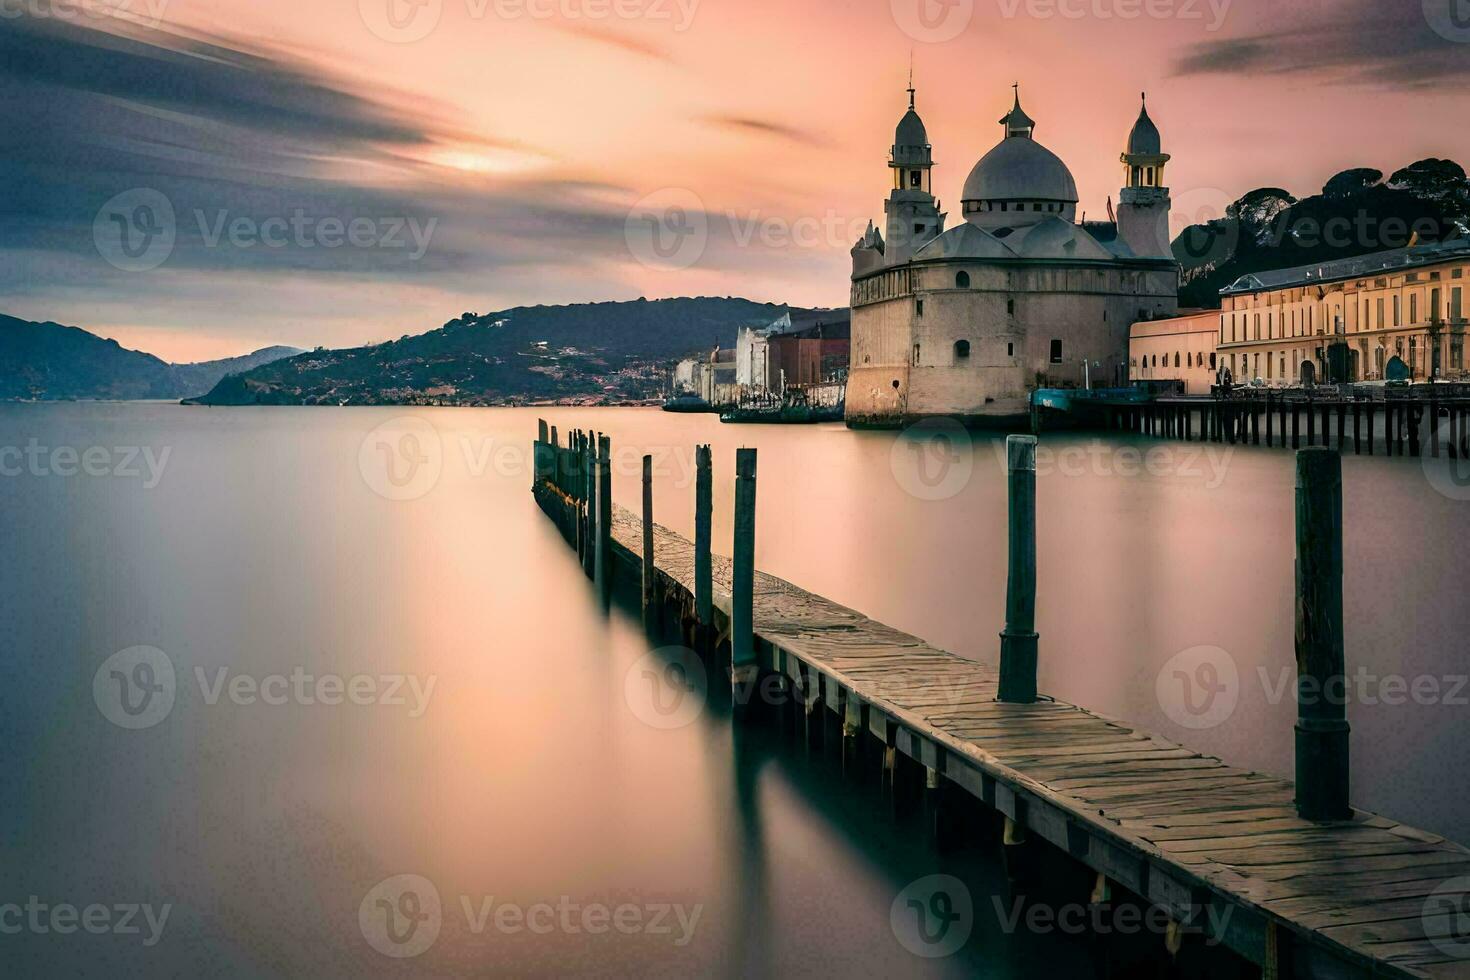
(1086, 386), (1470, 460)
(532, 422), (1470, 979)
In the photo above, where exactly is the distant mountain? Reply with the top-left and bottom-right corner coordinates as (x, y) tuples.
(0, 315), (303, 400)
(190, 297), (807, 406)
(1172, 158), (1470, 309)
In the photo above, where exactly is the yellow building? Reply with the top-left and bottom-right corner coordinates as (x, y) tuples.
(1128, 310), (1219, 394)
(1215, 242), (1470, 385)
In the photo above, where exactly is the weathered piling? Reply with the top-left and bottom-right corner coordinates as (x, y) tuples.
(595, 434), (612, 604)
(535, 419), (550, 488)
(1295, 448), (1352, 822)
(1291, 403), (1301, 449)
(1266, 395), (1274, 446)
(1352, 402), (1362, 455)
(1366, 404), (1376, 456)
(1408, 405), (1422, 457)
(582, 433), (596, 576)
(694, 445), (713, 635)
(641, 454), (655, 626)
(1336, 403), (1346, 452)
(1307, 401), (1317, 446)
(998, 435), (1039, 705)
(731, 448), (759, 708)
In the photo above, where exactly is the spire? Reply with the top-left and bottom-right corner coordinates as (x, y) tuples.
(1125, 92), (1164, 158)
(907, 52), (916, 109)
(1000, 85), (1036, 139)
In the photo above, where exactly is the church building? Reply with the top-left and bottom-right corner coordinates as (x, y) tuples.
(847, 85), (1180, 427)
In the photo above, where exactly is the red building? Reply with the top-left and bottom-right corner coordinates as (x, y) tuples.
(768, 314), (850, 388)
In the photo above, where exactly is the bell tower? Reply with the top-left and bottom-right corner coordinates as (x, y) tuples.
(883, 76), (945, 266)
(1117, 93), (1173, 259)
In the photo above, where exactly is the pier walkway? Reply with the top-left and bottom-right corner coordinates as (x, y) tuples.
(533, 438), (1470, 979)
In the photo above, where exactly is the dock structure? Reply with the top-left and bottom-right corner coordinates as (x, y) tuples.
(1075, 386), (1470, 460)
(532, 424), (1470, 979)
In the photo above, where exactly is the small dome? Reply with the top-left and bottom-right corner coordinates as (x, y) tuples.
(962, 137), (1078, 205)
(895, 108), (928, 148)
(1127, 99), (1161, 156)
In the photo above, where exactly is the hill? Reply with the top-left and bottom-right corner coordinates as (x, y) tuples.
(0, 315), (303, 400)
(1172, 158), (1470, 309)
(189, 297), (803, 406)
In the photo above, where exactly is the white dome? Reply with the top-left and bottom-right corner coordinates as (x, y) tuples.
(962, 137), (1079, 205)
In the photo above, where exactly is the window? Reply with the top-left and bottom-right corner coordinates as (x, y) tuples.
(909, 170), (922, 188)
(1174, 352), (1181, 368)
(1006, 299), (1015, 315)
(1209, 353), (1217, 369)
(1007, 342), (1015, 357)
(1050, 340), (1063, 363)
(954, 340), (970, 359)
(1394, 295), (1401, 326)
(913, 223), (924, 235)
(913, 344), (921, 366)
(1411, 294), (1419, 323)
(956, 271), (971, 289)
(916, 299), (924, 317)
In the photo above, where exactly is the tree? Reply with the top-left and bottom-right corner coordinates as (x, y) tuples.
(1323, 168), (1382, 200)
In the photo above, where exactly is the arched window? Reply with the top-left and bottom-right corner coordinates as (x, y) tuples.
(954, 339), (971, 359)
(1209, 353), (1217, 369)
(955, 271), (971, 289)
(1175, 352), (1181, 368)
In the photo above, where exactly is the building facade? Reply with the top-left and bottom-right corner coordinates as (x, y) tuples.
(1214, 241), (1470, 385)
(847, 86), (1179, 427)
(1129, 310), (1219, 394)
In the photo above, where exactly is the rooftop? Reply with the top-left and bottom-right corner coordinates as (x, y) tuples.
(1220, 239), (1470, 295)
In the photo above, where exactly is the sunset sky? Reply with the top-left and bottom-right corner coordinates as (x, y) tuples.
(4, 0), (1470, 361)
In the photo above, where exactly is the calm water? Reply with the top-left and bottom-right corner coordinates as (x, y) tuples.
(2, 402), (1465, 975)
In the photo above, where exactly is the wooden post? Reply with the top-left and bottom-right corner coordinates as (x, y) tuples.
(641, 454), (655, 625)
(595, 434), (612, 605)
(1336, 403), (1347, 452)
(1252, 403), (1260, 445)
(535, 418), (550, 489)
(1295, 448), (1351, 822)
(1409, 405), (1423, 457)
(1353, 402), (1362, 455)
(1278, 397), (1287, 449)
(1322, 403), (1333, 450)
(1306, 400), (1316, 446)
(731, 449), (759, 706)
(1291, 403), (1300, 449)
(1265, 395), (1274, 447)
(1431, 400), (1441, 459)
(694, 445), (713, 632)
(1366, 404), (1376, 456)
(998, 435), (1039, 705)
